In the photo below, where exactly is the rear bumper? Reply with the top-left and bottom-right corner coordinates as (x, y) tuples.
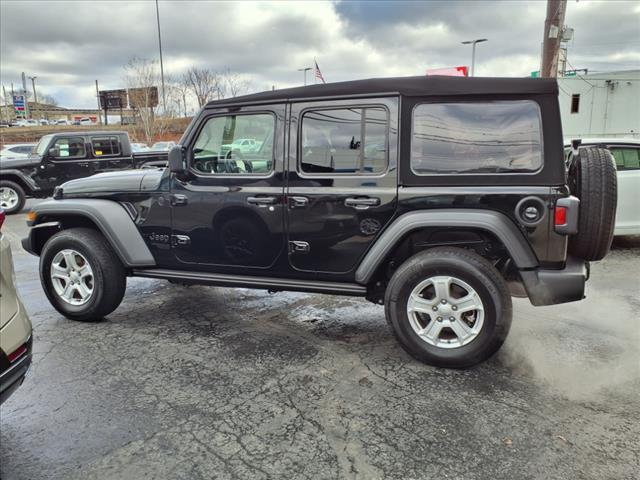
(520, 256), (589, 306)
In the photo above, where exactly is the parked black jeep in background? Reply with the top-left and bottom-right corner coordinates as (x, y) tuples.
(22, 76), (617, 368)
(0, 131), (167, 214)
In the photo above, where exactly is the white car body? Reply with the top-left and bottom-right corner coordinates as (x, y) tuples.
(222, 138), (261, 154)
(150, 141), (176, 152)
(0, 143), (36, 160)
(131, 143), (151, 152)
(567, 138), (640, 236)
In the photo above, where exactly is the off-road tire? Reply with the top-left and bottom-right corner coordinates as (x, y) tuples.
(40, 228), (127, 321)
(0, 180), (26, 215)
(568, 146), (617, 261)
(384, 247), (512, 368)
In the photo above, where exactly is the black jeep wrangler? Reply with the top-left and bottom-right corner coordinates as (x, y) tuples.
(0, 131), (167, 214)
(22, 76), (617, 368)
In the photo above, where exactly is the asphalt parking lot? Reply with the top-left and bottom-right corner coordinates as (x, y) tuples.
(1, 201), (639, 480)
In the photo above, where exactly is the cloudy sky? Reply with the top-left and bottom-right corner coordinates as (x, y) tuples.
(1, 0), (639, 109)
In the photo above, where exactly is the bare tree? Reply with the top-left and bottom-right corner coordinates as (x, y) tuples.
(39, 93), (58, 106)
(167, 76), (192, 117)
(221, 68), (250, 98)
(183, 67), (221, 107)
(124, 57), (172, 145)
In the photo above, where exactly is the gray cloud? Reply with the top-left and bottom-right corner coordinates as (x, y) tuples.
(1, 0), (638, 108)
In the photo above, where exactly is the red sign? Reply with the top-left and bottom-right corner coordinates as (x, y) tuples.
(426, 66), (469, 77)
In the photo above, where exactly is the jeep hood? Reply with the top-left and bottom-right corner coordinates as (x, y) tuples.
(60, 168), (166, 196)
(0, 155), (41, 170)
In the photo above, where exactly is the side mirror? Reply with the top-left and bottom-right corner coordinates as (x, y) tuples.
(168, 145), (186, 174)
(48, 147), (58, 158)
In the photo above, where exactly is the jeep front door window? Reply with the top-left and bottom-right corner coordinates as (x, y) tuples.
(191, 113), (275, 175)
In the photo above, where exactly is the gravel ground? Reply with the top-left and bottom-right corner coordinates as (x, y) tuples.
(1, 201), (639, 480)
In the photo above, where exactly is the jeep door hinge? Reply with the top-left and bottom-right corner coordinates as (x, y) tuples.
(288, 241), (310, 254)
(170, 194), (188, 206)
(171, 235), (191, 246)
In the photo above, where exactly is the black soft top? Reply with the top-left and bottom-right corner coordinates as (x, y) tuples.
(206, 75), (558, 108)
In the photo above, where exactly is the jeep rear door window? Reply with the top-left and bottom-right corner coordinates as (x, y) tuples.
(191, 113), (274, 175)
(300, 107), (388, 174)
(91, 136), (121, 157)
(52, 137), (86, 159)
(411, 101), (543, 174)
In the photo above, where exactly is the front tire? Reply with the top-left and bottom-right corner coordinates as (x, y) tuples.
(40, 228), (127, 321)
(0, 180), (26, 215)
(384, 247), (512, 368)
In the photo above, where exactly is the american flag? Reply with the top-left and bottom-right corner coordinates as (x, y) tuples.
(314, 60), (326, 84)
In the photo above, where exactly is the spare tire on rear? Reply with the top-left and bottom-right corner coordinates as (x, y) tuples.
(568, 146), (617, 261)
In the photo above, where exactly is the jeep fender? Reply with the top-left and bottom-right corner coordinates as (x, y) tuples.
(355, 209), (538, 284)
(23, 199), (156, 267)
(0, 169), (41, 194)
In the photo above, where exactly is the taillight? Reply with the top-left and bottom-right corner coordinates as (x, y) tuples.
(0, 209), (5, 230)
(555, 206), (567, 226)
(554, 196), (579, 235)
(7, 344), (27, 363)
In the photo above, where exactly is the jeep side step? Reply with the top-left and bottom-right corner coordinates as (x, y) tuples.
(131, 269), (368, 296)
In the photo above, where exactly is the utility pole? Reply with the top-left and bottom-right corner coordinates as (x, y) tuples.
(540, 0), (567, 78)
(155, 0), (166, 112)
(95, 80), (103, 125)
(298, 67), (312, 86)
(21, 72), (30, 118)
(2, 85), (8, 122)
(461, 39), (488, 77)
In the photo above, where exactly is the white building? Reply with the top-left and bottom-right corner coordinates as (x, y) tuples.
(558, 70), (639, 139)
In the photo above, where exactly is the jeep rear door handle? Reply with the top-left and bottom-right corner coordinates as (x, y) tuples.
(247, 196), (278, 206)
(344, 197), (380, 209)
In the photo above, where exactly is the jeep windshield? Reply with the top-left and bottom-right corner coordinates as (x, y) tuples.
(35, 134), (54, 156)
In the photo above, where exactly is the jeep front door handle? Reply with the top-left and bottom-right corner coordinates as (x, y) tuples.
(344, 197), (381, 209)
(247, 196), (278, 206)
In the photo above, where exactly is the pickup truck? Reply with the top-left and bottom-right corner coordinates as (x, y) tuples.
(0, 131), (168, 214)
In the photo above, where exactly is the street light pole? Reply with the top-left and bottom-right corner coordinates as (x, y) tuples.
(155, 0), (166, 112)
(461, 38), (488, 77)
(298, 67), (312, 86)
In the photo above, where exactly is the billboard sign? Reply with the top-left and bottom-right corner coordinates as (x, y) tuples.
(99, 89), (127, 110)
(426, 66), (469, 77)
(128, 87), (159, 109)
(13, 94), (26, 113)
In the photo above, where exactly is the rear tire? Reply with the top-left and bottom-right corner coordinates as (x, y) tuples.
(384, 247), (512, 368)
(568, 146), (617, 261)
(0, 180), (26, 215)
(40, 228), (127, 321)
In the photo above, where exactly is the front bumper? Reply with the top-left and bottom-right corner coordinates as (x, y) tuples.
(520, 256), (589, 306)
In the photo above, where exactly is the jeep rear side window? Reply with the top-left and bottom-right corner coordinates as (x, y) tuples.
(52, 137), (86, 159)
(300, 107), (388, 175)
(91, 136), (121, 157)
(191, 113), (275, 175)
(411, 101), (543, 174)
